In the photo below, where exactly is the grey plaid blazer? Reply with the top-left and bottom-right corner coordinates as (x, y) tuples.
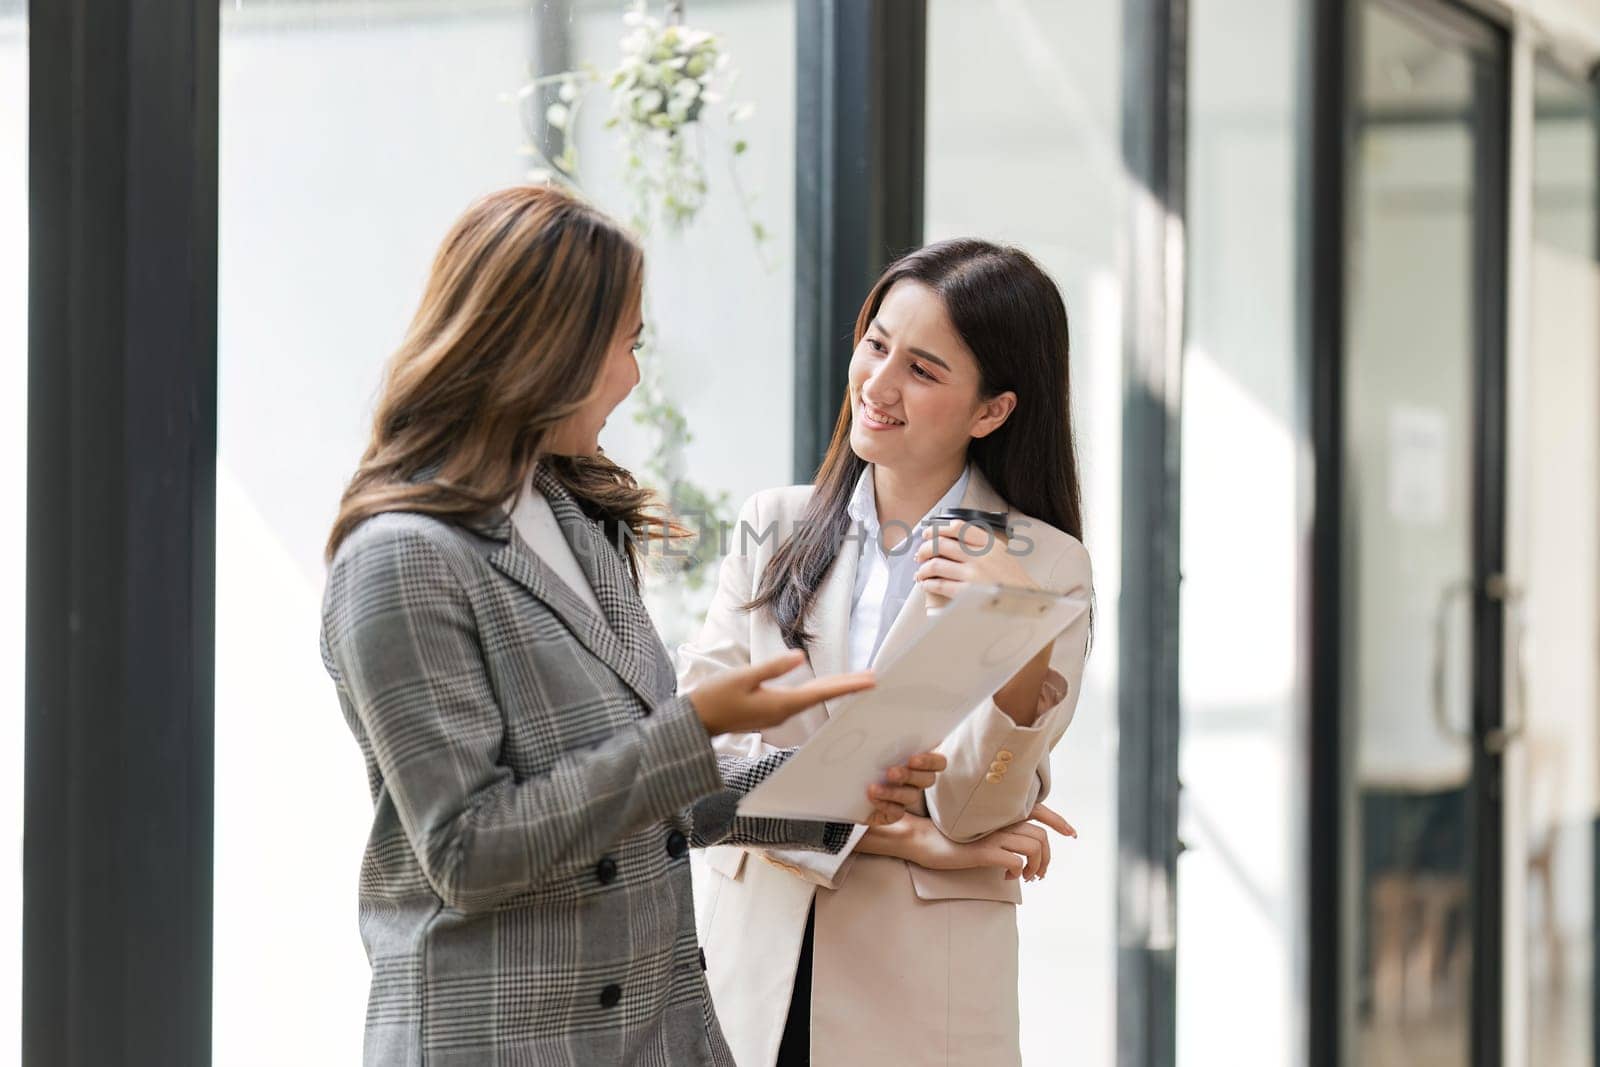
(320, 464), (842, 1066)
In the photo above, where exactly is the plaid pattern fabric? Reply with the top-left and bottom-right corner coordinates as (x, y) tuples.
(320, 464), (840, 1065)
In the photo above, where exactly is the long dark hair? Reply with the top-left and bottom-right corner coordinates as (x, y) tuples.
(745, 238), (1085, 649)
(326, 184), (684, 582)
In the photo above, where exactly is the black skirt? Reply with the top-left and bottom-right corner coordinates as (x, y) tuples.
(775, 902), (816, 1066)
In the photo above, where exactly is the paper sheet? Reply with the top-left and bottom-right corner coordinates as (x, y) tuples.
(736, 582), (1090, 823)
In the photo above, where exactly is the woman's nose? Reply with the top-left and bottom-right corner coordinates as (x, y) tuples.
(862, 364), (900, 405)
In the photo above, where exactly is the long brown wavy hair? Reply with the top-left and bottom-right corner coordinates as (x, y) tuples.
(326, 184), (680, 580)
(746, 238), (1086, 648)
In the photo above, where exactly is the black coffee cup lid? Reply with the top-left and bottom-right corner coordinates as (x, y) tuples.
(929, 507), (1008, 531)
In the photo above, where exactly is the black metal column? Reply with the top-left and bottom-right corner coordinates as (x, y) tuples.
(530, 0), (573, 162)
(792, 0), (925, 481)
(1468, 16), (1512, 1067)
(24, 0), (219, 1059)
(1117, 2), (1187, 1066)
(1301, 2), (1350, 1066)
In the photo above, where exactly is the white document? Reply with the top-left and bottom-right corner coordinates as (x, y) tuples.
(737, 582), (1090, 823)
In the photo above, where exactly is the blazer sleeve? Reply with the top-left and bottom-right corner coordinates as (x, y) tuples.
(924, 537), (1094, 843)
(323, 521), (744, 913)
(694, 748), (854, 856)
(677, 492), (866, 889)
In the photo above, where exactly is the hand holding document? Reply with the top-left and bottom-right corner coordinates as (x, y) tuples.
(738, 582), (1089, 823)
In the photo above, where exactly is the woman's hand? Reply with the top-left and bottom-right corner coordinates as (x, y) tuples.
(863, 752), (947, 826)
(915, 519), (1057, 724)
(688, 650), (874, 737)
(914, 519), (1035, 610)
(861, 802), (1077, 881)
(687, 652), (943, 824)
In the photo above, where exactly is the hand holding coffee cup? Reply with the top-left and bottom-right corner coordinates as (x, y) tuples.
(916, 507), (1017, 614)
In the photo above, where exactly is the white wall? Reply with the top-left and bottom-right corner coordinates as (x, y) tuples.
(1519, 65), (1600, 1067)
(1521, 0), (1600, 59)
(0, 11), (22, 1067)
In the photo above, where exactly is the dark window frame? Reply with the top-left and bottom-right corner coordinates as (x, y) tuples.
(791, 0), (926, 482)
(1116, 1), (1188, 1066)
(23, 0), (220, 1061)
(1302, 3), (1350, 1065)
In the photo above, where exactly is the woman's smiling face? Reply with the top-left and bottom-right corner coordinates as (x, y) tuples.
(847, 279), (1016, 473)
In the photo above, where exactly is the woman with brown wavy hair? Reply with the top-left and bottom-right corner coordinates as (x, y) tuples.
(319, 184), (944, 1065)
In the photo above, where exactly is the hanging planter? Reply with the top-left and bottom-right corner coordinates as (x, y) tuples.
(514, 0), (772, 595)
(521, 0), (766, 248)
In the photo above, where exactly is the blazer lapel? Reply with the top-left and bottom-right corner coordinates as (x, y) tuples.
(806, 522), (863, 719)
(486, 467), (662, 708)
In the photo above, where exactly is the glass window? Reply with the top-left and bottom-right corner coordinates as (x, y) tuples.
(214, 1), (795, 1059)
(1178, 2), (1308, 1064)
(926, 3), (1126, 1061)
(560, 0), (798, 650)
(1, 0), (24, 1061)
(216, 4), (534, 1057)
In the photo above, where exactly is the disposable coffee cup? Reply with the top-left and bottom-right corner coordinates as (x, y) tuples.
(922, 507), (1010, 615)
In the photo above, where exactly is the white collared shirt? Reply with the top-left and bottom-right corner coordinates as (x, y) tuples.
(507, 480), (606, 618)
(844, 462), (971, 672)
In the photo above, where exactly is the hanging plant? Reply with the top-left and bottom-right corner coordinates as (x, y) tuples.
(517, 0), (769, 251)
(512, 0), (769, 593)
(606, 7), (720, 231)
(628, 325), (732, 588)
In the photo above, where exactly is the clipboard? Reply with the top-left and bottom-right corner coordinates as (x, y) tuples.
(736, 581), (1090, 823)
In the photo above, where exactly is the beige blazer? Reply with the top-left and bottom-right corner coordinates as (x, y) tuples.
(677, 464), (1092, 1067)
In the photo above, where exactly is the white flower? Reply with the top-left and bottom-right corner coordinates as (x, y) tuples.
(558, 79), (579, 103)
(638, 88), (664, 113)
(545, 103), (570, 130)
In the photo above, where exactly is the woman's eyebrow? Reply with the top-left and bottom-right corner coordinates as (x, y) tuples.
(871, 319), (952, 372)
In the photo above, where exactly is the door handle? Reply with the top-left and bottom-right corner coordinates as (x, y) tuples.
(1430, 575), (1528, 754)
(1431, 578), (1475, 744)
(1484, 573), (1527, 755)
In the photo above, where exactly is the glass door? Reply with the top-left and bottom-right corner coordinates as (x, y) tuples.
(1342, 2), (1510, 1065)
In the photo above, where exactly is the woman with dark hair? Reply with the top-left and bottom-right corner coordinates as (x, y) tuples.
(319, 184), (947, 1065)
(678, 238), (1092, 1066)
